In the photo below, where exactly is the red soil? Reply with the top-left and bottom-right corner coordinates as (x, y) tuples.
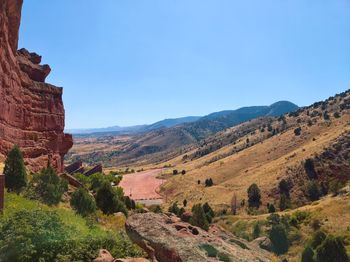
(119, 169), (164, 202)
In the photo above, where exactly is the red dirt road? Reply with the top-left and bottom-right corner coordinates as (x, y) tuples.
(119, 169), (164, 203)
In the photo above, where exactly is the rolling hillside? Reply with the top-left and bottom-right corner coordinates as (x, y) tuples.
(159, 89), (350, 210)
(67, 101), (298, 167)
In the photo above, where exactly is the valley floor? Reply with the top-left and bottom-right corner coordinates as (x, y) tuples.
(119, 169), (164, 205)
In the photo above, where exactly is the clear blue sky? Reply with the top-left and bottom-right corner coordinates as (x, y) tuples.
(19, 0), (350, 129)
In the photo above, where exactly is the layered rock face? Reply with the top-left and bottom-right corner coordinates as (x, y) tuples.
(0, 0), (72, 172)
(126, 212), (271, 262)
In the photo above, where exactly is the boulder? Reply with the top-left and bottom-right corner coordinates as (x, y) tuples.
(93, 249), (148, 262)
(126, 212), (272, 262)
(93, 249), (114, 262)
(251, 236), (273, 252)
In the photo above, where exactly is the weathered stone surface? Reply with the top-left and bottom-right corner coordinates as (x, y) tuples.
(125, 212), (272, 262)
(115, 259), (149, 262)
(0, 0), (72, 172)
(93, 249), (148, 262)
(93, 249), (114, 262)
(252, 236), (273, 252)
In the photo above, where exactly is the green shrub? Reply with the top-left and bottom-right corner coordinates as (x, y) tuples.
(294, 127), (302, 136)
(315, 236), (348, 262)
(304, 159), (317, 179)
(26, 167), (68, 206)
(307, 181), (321, 201)
(269, 224), (289, 255)
(205, 178), (214, 187)
(311, 231), (327, 249)
(0, 209), (143, 261)
(149, 205), (163, 213)
(96, 182), (128, 216)
(279, 179), (290, 198)
(190, 204), (209, 231)
(329, 180), (343, 196)
(168, 202), (180, 215)
(4, 145), (27, 193)
(252, 222), (261, 239)
(218, 252), (232, 262)
(267, 203), (276, 213)
(203, 202), (215, 223)
(302, 246), (315, 262)
(247, 183), (261, 208)
(70, 187), (97, 217)
(279, 193), (291, 211)
(200, 244), (218, 257)
(333, 112), (341, 118)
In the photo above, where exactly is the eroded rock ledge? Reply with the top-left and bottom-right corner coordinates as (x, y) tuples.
(0, 0), (72, 171)
(125, 212), (271, 262)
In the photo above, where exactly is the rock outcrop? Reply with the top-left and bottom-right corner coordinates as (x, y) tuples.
(125, 212), (272, 262)
(0, 0), (72, 172)
(93, 249), (148, 262)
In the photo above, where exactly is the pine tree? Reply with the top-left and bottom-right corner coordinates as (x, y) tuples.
(33, 167), (68, 206)
(4, 145), (27, 193)
(190, 204), (209, 231)
(96, 182), (128, 216)
(70, 187), (97, 217)
(247, 183), (261, 208)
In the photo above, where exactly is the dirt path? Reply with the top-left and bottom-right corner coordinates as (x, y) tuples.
(119, 169), (164, 204)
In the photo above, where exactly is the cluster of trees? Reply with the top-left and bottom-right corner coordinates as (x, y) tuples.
(0, 209), (143, 261)
(172, 169), (186, 175)
(1, 146), (144, 261)
(190, 203), (214, 231)
(302, 231), (348, 262)
(168, 200), (215, 231)
(294, 127), (302, 136)
(205, 178), (214, 187)
(3, 145), (134, 218)
(4, 146), (68, 206)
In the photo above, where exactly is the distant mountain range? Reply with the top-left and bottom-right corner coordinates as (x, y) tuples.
(67, 101), (298, 137)
(67, 116), (202, 136)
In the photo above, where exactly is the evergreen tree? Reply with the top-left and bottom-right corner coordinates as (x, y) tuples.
(4, 145), (27, 193)
(279, 179), (290, 198)
(302, 246), (315, 262)
(203, 202), (215, 223)
(31, 167), (68, 206)
(70, 187), (96, 217)
(269, 224), (289, 255)
(168, 202), (180, 215)
(190, 204), (209, 231)
(268, 203), (276, 213)
(307, 181), (321, 201)
(315, 236), (348, 262)
(279, 194), (290, 211)
(304, 159), (318, 179)
(95, 182), (128, 216)
(247, 183), (261, 208)
(252, 222), (261, 239)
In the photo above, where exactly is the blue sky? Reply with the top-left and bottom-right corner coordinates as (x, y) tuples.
(19, 0), (350, 129)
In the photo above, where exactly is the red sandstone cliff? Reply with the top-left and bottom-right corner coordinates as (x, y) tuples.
(0, 0), (73, 172)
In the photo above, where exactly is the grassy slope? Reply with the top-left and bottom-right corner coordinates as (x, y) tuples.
(3, 192), (103, 237)
(216, 193), (350, 261)
(161, 113), (349, 209)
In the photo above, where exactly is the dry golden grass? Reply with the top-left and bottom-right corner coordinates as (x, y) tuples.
(161, 114), (350, 210)
(216, 193), (350, 261)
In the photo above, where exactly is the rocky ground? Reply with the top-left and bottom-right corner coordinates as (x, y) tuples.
(125, 212), (272, 262)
